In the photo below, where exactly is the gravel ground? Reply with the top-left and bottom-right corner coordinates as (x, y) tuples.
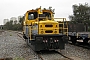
(0, 30), (90, 60)
(39, 51), (70, 60)
(64, 44), (90, 60)
(39, 42), (90, 60)
(0, 31), (37, 60)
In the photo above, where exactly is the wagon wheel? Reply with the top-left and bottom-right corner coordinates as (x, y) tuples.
(83, 38), (88, 44)
(71, 37), (77, 45)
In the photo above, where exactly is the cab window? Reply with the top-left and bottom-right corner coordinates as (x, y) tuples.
(28, 12), (38, 20)
(43, 12), (51, 20)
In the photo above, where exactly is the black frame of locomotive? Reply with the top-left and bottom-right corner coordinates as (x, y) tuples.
(24, 34), (67, 51)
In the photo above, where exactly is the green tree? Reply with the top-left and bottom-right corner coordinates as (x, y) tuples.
(69, 3), (90, 24)
(19, 16), (24, 30)
(3, 16), (24, 31)
(4, 20), (13, 30)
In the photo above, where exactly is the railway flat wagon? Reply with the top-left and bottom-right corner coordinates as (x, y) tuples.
(68, 22), (90, 44)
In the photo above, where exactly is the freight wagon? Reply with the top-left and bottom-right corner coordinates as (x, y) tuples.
(68, 22), (90, 44)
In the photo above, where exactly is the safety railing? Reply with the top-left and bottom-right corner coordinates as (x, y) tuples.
(29, 22), (38, 40)
(55, 18), (68, 36)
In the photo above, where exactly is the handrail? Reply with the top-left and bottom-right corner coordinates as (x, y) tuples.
(57, 20), (68, 36)
(30, 22), (38, 40)
(54, 18), (66, 21)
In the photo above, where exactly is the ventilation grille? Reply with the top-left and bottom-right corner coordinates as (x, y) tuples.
(45, 30), (53, 33)
(45, 25), (53, 27)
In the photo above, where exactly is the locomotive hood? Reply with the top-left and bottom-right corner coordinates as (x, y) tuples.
(39, 20), (58, 24)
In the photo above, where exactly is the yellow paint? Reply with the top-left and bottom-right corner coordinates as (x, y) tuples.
(23, 7), (68, 40)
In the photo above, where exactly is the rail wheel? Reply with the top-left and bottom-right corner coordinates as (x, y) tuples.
(71, 37), (77, 45)
(83, 39), (88, 44)
(26, 39), (30, 46)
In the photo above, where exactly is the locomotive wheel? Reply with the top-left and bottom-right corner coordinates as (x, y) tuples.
(71, 37), (76, 45)
(26, 39), (28, 46)
(26, 39), (30, 46)
(83, 39), (88, 44)
(23, 34), (28, 39)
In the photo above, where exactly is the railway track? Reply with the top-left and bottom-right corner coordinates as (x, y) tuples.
(55, 51), (74, 60)
(37, 50), (74, 60)
(0, 30), (5, 36)
(68, 41), (90, 49)
(17, 32), (74, 60)
(17, 32), (43, 60)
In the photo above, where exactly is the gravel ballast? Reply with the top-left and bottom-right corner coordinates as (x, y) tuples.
(0, 31), (90, 60)
(64, 44), (90, 60)
(0, 31), (36, 60)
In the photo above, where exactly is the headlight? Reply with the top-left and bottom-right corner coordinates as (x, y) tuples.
(40, 25), (42, 27)
(54, 31), (57, 33)
(56, 25), (57, 27)
(41, 31), (44, 34)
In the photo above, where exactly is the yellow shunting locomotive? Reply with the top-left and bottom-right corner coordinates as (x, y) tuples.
(23, 7), (68, 51)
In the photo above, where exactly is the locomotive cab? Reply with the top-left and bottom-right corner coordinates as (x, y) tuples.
(23, 7), (68, 51)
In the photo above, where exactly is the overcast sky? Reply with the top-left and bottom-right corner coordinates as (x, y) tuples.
(0, 0), (90, 25)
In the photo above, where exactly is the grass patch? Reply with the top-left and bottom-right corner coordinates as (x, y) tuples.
(10, 34), (12, 36)
(14, 57), (25, 60)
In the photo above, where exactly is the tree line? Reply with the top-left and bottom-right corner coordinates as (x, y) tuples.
(3, 16), (24, 31)
(3, 3), (90, 31)
(69, 3), (90, 24)
(69, 3), (90, 31)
